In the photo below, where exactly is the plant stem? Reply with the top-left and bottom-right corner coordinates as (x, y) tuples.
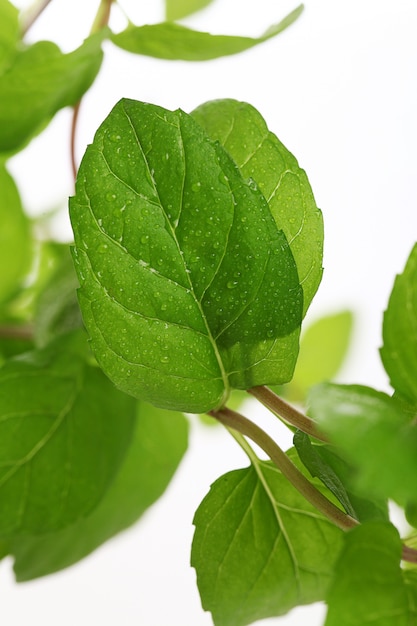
(20, 0), (54, 36)
(0, 325), (33, 340)
(209, 406), (357, 531)
(249, 385), (327, 441)
(70, 0), (114, 181)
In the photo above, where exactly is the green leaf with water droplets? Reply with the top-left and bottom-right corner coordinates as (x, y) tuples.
(70, 99), (303, 414)
(380, 243), (417, 407)
(192, 99), (323, 316)
(111, 6), (303, 61)
(191, 451), (343, 626)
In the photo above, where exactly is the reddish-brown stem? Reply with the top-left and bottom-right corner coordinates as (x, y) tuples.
(0, 325), (34, 340)
(20, 0), (54, 36)
(70, 101), (81, 182)
(249, 385), (327, 442)
(209, 405), (357, 532)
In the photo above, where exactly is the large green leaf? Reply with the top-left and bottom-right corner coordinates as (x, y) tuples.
(0, 331), (136, 535)
(380, 244), (417, 407)
(0, 31), (105, 156)
(111, 6), (303, 61)
(191, 451), (343, 626)
(7, 403), (188, 580)
(325, 522), (411, 626)
(0, 165), (31, 305)
(70, 99), (303, 414)
(192, 99), (323, 316)
(0, 0), (18, 71)
(309, 383), (417, 507)
(165, 0), (213, 21)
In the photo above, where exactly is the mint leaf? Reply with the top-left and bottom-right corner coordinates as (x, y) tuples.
(165, 0), (213, 21)
(325, 522), (410, 626)
(0, 331), (135, 534)
(309, 383), (417, 507)
(192, 99), (323, 316)
(381, 244), (417, 406)
(0, 165), (31, 306)
(192, 452), (343, 626)
(34, 245), (82, 348)
(70, 99), (303, 413)
(8, 403), (188, 580)
(111, 6), (303, 61)
(293, 431), (388, 523)
(0, 32), (105, 156)
(287, 310), (353, 401)
(0, 0), (19, 70)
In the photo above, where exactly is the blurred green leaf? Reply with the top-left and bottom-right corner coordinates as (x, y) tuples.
(0, 0), (19, 71)
(8, 403), (188, 580)
(309, 383), (417, 507)
(0, 165), (32, 306)
(0, 31), (106, 156)
(165, 0), (213, 21)
(0, 330), (136, 535)
(381, 243), (417, 407)
(111, 6), (303, 61)
(325, 522), (410, 626)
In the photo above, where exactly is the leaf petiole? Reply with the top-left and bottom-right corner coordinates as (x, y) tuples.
(249, 385), (327, 441)
(20, 0), (54, 36)
(209, 405), (357, 531)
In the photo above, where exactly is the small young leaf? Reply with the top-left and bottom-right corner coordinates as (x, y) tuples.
(192, 99), (323, 316)
(309, 383), (417, 507)
(293, 431), (388, 522)
(0, 165), (31, 306)
(0, 0), (19, 70)
(381, 243), (417, 407)
(192, 452), (343, 626)
(0, 31), (106, 156)
(325, 522), (410, 626)
(70, 99), (303, 413)
(165, 0), (213, 21)
(111, 6), (303, 61)
(34, 244), (82, 347)
(0, 331), (135, 535)
(8, 403), (188, 580)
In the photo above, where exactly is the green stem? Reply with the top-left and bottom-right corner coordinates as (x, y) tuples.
(249, 385), (327, 441)
(209, 406), (357, 532)
(20, 0), (54, 36)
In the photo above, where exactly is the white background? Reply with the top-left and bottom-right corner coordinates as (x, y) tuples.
(2, 0), (417, 624)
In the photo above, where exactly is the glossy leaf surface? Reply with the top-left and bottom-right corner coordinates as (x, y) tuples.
(9, 403), (188, 580)
(0, 331), (135, 534)
(70, 99), (303, 413)
(192, 99), (322, 316)
(0, 32), (105, 155)
(0, 166), (31, 305)
(111, 6), (303, 61)
(309, 383), (417, 506)
(381, 243), (417, 406)
(325, 522), (410, 626)
(192, 452), (343, 626)
(165, 0), (213, 21)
